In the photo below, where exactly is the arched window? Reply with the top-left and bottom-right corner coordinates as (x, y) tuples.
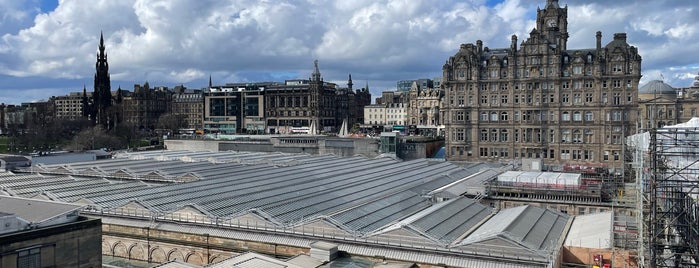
(585, 111), (594, 121)
(481, 129), (488, 141)
(490, 112), (498, 121)
(573, 111), (582, 121)
(500, 112), (509, 121)
(480, 112), (488, 121)
(562, 112), (570, 121)
(491, 129), (498, 142)
(500, 129), (509, 142)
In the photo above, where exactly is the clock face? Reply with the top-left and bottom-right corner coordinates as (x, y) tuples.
(547, 19), (557, 27)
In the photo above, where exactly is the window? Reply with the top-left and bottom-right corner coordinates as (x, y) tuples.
(480, 112), (488, 121)
(458, 96), (465, 106)
(561, 94), (569, 103)
(455, 129), (465, 141)
(500, 112), (509, 121)
(480, 148), (488, 157)
(17, 248), (41, 268)
(561, 112), (570, 121)
(573, 111), (582, 121)
(612, 110), (622, 121)
(573, 93), (581, 104)
(490, 112), (498, 121)
(481, 96), (487, 104)
(585, 93), (593, 103)
(613, 64), (623, 72)
(602, 93), (608, 103)
(455, 111), (465, 121)
(573, 66), (582, 74)
(514, 112), (520, 121)
(480, 129), (488, 141)
(562, 129), (571, 143)
(561, 149), (571, 160)
(500, 129), (509, 142)
(613, 80), (621, 88)
(501, 95), (508, 104)
(549, 129), (556, 143)
(585, 111), (594, 121)
(573, 129), (582, 143)
(491, 129), (498, 142)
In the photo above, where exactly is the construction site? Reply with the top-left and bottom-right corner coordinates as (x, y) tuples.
(629, 118), (699, 267)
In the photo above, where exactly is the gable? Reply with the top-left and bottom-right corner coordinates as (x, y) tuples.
(291, 219), (351, 237)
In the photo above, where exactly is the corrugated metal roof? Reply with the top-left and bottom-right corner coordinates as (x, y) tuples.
(458, 205), (569, 257)
(409, 197), (492, 244)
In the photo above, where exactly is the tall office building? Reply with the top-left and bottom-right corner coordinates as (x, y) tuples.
(442, 0), (641, 173)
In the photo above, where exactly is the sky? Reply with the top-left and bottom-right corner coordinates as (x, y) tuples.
(0, 0), (697, 104)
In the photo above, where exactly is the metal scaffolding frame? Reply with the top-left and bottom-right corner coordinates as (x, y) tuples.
(649, 127), (699, 267)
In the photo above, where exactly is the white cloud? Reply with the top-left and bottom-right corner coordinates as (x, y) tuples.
(0, 0), (698, 103)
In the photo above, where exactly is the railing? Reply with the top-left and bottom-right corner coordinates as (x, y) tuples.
(87, 207), (553, 266)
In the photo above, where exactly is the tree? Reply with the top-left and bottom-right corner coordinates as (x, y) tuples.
(70, 125), (125, 151)
(156, 113), (185, 136)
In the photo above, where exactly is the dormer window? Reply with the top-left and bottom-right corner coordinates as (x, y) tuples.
(587, 54), (593, 62)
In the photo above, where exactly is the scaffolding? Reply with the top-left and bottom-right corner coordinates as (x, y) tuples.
(647, 126), (699, 267)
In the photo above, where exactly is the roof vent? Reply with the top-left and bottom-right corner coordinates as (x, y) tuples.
(309, 241), (338, 262)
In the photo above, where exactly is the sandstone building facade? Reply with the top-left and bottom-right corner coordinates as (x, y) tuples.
(442, 0), (641, 173)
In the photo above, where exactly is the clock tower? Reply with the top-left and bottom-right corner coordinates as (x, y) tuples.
(536, 0), (568, 51)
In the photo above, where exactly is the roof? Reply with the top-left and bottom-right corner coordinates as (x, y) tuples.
(639, 80), (676, 95)
(0, 195), (82, 223)
(497, 171), (581, 187)
(152, 260), (201, 268)
(1, 150), (565, 267)
(0, 155), (30, 162)
(565, 211), (613, 249)
(207, 252), (305, 268)
(458, 205), (570, 257)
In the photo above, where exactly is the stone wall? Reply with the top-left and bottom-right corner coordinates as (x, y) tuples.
(0, 217), (102, 268)
(102, 223), (308, 266)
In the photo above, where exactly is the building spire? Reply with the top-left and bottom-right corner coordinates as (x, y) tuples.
(311, 59), (321, 82)
(348, 74), (353, 90)
(209, 75), (213, 88)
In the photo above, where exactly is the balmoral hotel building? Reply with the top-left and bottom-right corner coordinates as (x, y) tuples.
(442, 0), (641, 173)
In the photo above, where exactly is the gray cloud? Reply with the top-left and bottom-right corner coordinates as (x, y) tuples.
(0, 0), (697, 103)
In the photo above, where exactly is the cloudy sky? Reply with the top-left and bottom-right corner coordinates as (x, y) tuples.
(0, 0), (697, 104)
